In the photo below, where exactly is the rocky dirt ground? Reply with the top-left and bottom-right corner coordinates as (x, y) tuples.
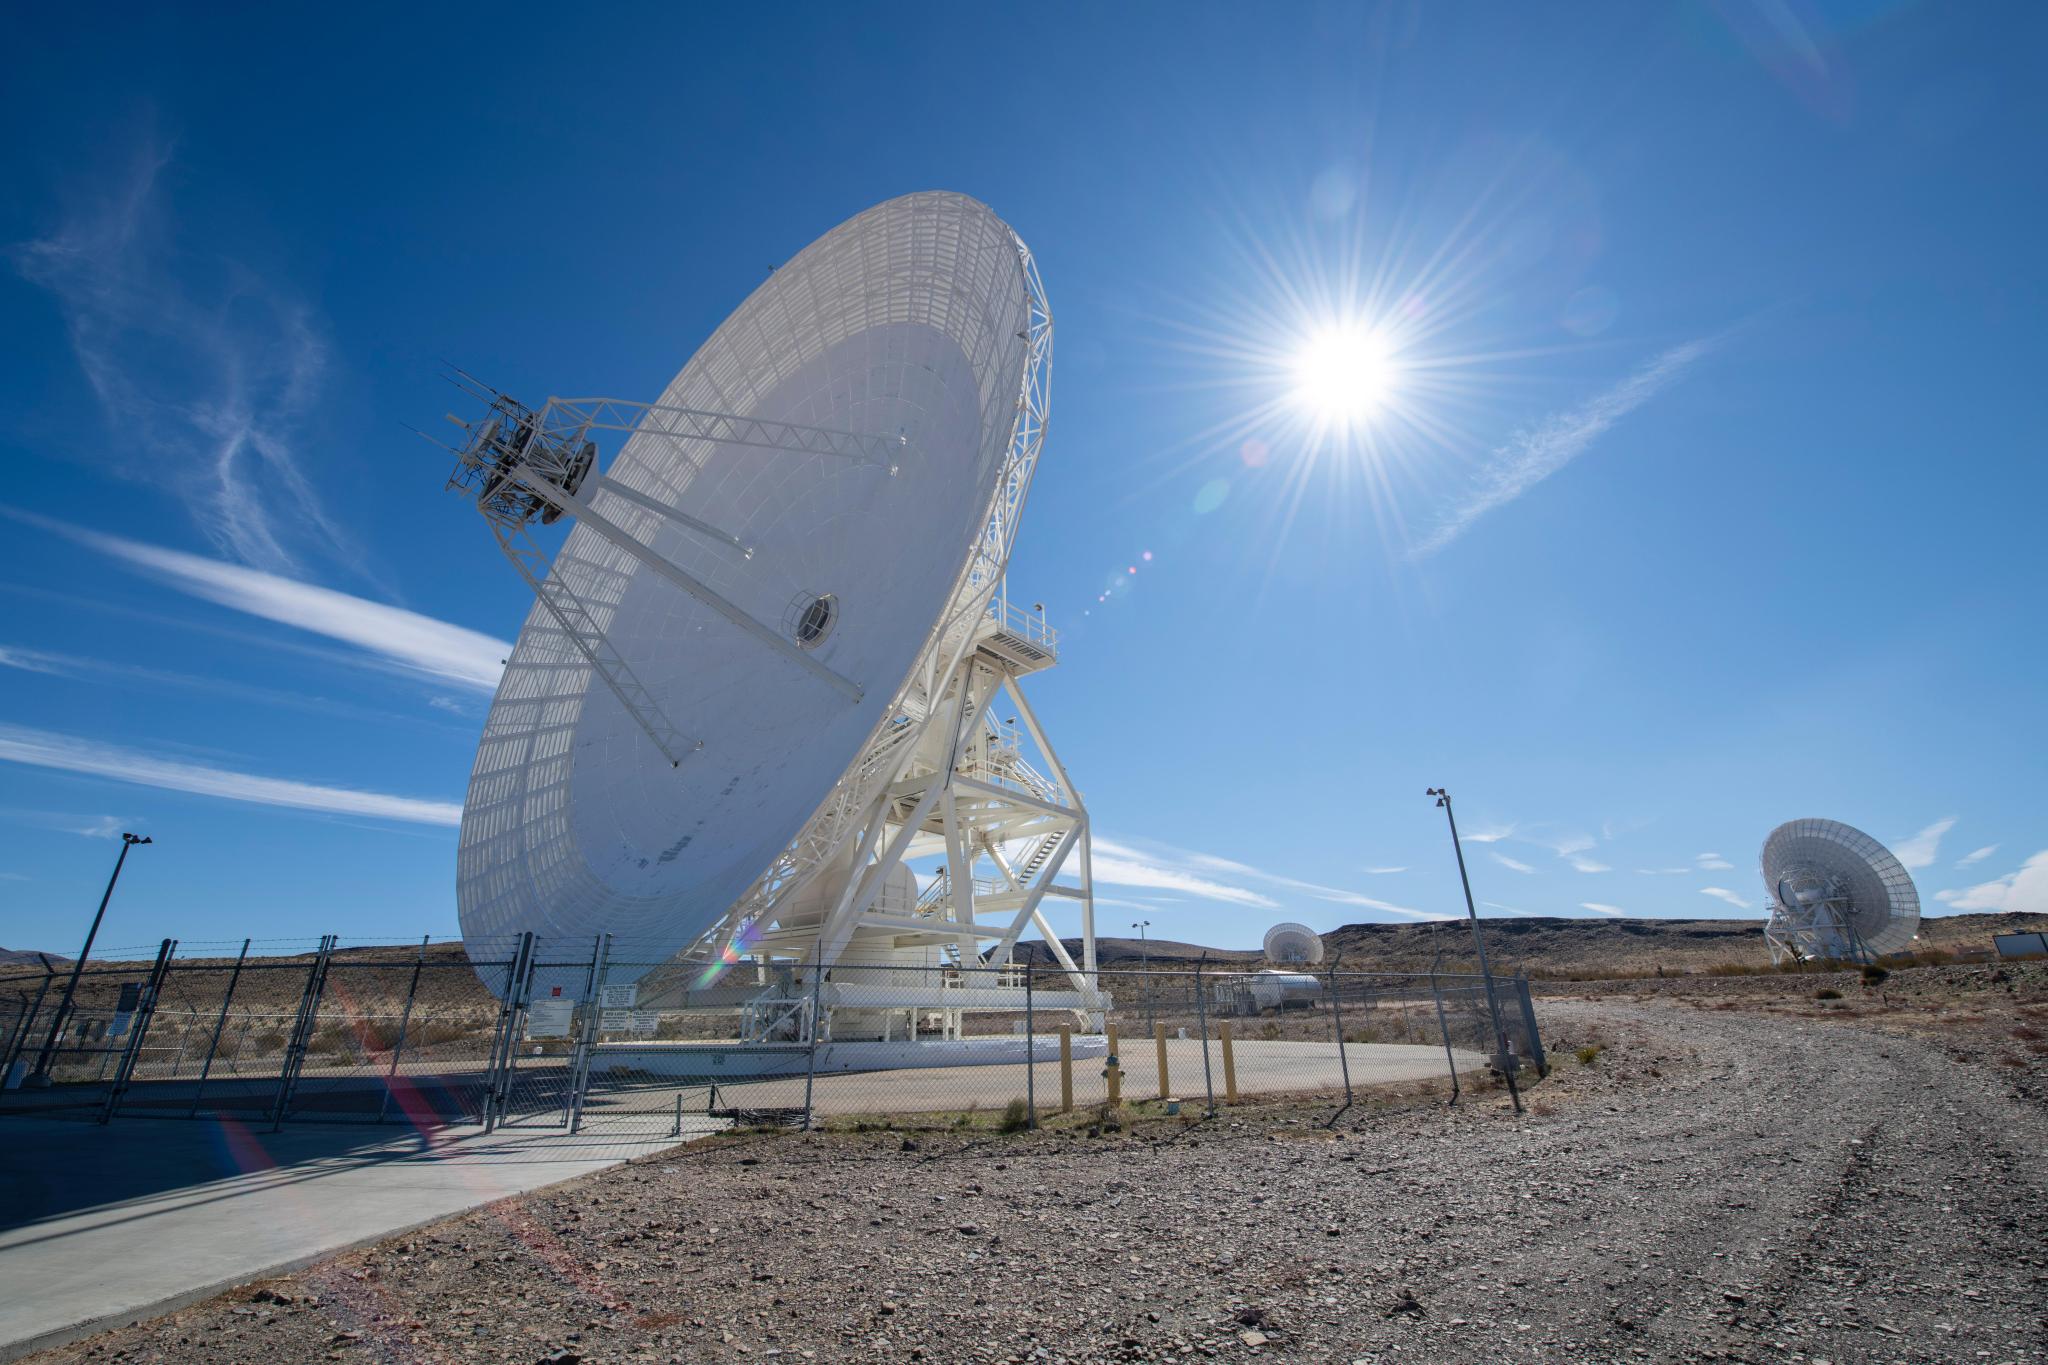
(29, 968), (2048, 1365)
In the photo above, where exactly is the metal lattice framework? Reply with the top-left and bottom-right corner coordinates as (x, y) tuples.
(692, 232), (1057, 971)
(1760, 818), (1921, 964)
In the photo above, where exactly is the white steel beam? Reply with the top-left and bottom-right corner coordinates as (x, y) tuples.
(512, 466), (864, 703)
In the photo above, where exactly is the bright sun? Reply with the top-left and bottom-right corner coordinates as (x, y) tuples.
(1291, 324), (1398, 425)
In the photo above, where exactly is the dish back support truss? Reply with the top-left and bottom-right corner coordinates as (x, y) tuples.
(659, 243), (1061, 980)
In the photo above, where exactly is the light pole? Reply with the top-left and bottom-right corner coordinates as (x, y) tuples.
(1132, 920), (1152, 1029)
(28, 833), (152, 1087)
(1425, 789), (1522, 1113)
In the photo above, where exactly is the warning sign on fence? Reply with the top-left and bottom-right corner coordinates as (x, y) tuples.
(526, 998), (575, 1038)
(598, 983), (638, 1010)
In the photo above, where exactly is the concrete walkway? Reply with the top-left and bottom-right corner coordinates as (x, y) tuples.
(0, 1115), (717, 1361)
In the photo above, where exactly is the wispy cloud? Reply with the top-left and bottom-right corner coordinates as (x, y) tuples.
(0, 809), (123, 839)
(1700, 887), (1755, 911)
(1087, 839), (1280, 910)
(1934, 850), (2048, 914)
(1955, 845), (1998, 869)
(0, 723), (460, 826)
(1565, 854), (1613, 873)
(1892, 817), (1956, 871)
(9, 511), (508, 692)
(1580, 902), (1628, 917)
(0, 642), (476, 727)
(1696, 852), (1735, 871)
(0, 646), (69, 676)
(1489, 851), (1536, 874)
(9, 137), (360, 576)
(1636, 867), (1692, 876)
(1363, 865), (1407, 875)
(1460, 824), (1515, 844)
(1411, 337), (1717, 557)
(1090, 837), (1433, 918)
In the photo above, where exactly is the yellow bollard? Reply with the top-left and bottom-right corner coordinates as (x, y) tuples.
(1105, 1023), (1122, 1107)
(1220, 1021), (1238, 1104)
(1059, 1024), (1073, 1113)
(1154, 1022), (1171, 1101)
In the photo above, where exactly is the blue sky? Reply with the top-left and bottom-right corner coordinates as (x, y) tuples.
(3, 2), (2044, 956)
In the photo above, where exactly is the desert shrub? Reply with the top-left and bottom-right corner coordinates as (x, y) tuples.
(1814, 988), (1843, 1001)
(1861, 965), (1890, 989)
(1574, 1044), (1604, 1065)
(999, 1097), (1031, 1132)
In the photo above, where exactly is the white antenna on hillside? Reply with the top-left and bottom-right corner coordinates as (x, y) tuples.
(440, 192), (1103, 1053)
(1759, 818), (1920, 964)
(1262, 922), (1325, 965)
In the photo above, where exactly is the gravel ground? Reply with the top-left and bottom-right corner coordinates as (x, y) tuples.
(33, 992), (2048, 1365)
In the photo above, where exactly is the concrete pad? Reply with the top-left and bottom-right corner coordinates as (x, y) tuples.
(573, 1039), (1478, 1117)
(0, 1115), (719, 1361)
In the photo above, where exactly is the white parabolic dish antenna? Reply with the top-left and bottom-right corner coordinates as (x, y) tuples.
(1262, 922), (1325, 966)
(448, 192), (1085, 998)
(1759, 818), (1921, 964)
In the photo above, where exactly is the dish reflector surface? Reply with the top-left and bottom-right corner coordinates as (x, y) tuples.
(1759, 818), (1921, 958)
(459, 193), (1035, 959)
(1262, 922), (1326, 965)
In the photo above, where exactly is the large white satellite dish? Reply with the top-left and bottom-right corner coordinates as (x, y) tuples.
(1759, 818), (1920, 964)
(1262, 922), (1325, 966)
(439, 192), (1104, 1055)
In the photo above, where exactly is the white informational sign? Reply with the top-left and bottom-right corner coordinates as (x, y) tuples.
(598, 983), (638, 1010)
(628, 1010), (660, 1037)
(599, 1009), (635, 1033)
(526, 998), (575, 1039)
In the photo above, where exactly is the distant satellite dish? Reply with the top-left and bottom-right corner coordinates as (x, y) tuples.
(1262, 922), (1325, 966)
(1760, 819), (1920, 964)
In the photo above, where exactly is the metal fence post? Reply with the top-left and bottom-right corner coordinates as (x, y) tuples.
(1058, 1023), (1073, 1113)
(1514, 971), (1547, 1077)
(377, 935), (430, 1123)
(1194, 957), (1215, 1118)
(1024, 958), (1037, 1129)
(1430, 958), (1461, 1105)
(101, 939), (175, 1123)
(271, 935), (336, 1130)
(568, 934), (610, 1134)
(482, 933), (537, 1132)
(801, 954), (825, 1132)
(2, 955), (58, 1086)
(188, 938), (251, 1117)
(1327, 956), (1353, 1113)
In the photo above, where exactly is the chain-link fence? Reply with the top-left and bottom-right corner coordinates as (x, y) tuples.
(1, 936), (1545, 1133)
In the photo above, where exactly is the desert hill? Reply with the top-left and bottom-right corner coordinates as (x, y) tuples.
(1015, 911), (2046, 979)
(7, 911), (2041, 984)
